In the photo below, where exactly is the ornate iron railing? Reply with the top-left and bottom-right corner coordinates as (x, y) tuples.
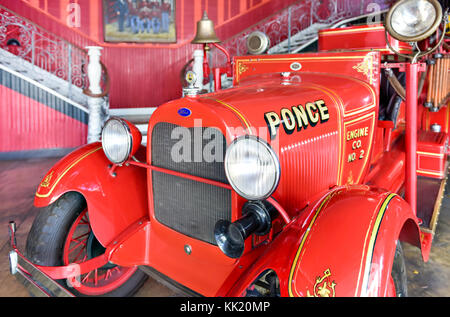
(0, 5), (109, 99)
(211, 0), (395, 65)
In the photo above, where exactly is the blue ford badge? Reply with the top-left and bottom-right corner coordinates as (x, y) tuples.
(178, 108), (191, 117)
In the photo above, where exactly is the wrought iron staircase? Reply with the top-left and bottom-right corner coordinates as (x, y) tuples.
(0, 5), (154, 147)
(267, 11), (388, 55)
(209, 0), (392, 66)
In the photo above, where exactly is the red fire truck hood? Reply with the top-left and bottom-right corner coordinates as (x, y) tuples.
(198, 72), (377, 142)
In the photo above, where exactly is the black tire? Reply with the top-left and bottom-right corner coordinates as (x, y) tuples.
(391, 241), (408, 297)
(25, 192), (147, 297)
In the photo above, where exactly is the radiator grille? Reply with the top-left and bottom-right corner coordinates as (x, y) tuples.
(151, 122), (231, 244)
(151, 122), (227, 182)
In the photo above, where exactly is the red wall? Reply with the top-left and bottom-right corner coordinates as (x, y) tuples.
(2, 0), (299, 108)
(0, 84), (87, 152)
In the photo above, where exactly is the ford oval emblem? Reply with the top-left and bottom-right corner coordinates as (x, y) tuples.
(178, 108), (191, 117)
(290, 62), (302, 71)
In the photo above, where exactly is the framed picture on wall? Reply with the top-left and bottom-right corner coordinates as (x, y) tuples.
(103, 0), (176, 43)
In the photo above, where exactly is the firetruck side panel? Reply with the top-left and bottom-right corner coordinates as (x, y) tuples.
(233, 51), (381, 91)
(34, 142), (149, 247)
(318, 23), (412, 55)
(226, 186), (421, 297)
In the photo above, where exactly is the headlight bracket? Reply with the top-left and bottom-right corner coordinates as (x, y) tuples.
(385, 0), (447, 62)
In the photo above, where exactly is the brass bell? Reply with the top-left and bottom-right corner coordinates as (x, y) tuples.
(191, 11), (221, 44)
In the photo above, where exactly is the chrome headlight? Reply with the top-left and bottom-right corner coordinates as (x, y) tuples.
(101, 118), (134, 164)
(224, 136), (280, 201)
(385, 0), (442, 42)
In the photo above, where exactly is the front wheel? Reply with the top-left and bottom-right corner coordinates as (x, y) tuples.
(388, 241), (408, 297)
(25, 192), (147, 297)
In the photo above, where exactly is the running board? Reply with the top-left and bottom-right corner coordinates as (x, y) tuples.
(417, 175), (447, 233)
(416, 173), (448, 261)
(139, 266), (202, 297)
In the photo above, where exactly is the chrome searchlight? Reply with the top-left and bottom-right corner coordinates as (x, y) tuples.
(385, 0), (443, 42)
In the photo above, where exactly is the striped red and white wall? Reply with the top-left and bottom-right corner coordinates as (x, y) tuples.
(0, 65), (88, 156)
(0, 0), (300, 155)
(2, 0), (299, 108)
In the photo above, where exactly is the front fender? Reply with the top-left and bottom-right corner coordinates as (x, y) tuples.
(34, 142), (148, 246)
(227, 185), (421, 297)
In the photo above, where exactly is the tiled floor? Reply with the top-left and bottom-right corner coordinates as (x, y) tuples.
(0, 157), (449, 297)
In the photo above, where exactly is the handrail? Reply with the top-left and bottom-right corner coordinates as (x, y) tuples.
(214, 0), (393, 62)
(0, 5), (88, 59)
(0, 61), (88, 113)
(0, 4), (109, 98)
(2, 6), (85, 52)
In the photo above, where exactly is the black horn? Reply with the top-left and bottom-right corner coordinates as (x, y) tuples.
(214, 201), (273, 259)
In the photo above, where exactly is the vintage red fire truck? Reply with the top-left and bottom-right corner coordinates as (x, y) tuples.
(8, 0), (450, 297)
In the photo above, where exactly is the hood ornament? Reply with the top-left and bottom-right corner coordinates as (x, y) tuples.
(183, 70), (200, 97)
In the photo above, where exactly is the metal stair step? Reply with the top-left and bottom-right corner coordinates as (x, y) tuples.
(109, 107), (156, 124)
(281, 41), (308, 49)
(117, 114), (152, 125)
(109, 107), (156, 115)
(293, 35), (316, 43)
(136, 123), (148, 133)
(108, 107), (156, 147)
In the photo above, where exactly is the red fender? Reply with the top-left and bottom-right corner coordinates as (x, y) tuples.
(226, 185), (422, 297)
(34, 142), (148, 247)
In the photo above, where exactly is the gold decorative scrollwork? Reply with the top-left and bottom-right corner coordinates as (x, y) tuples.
(306, 269), (337, 297)
(238, 63), (249, 75)
(353, 55), (374, 85)
(40, 171), (54, 188)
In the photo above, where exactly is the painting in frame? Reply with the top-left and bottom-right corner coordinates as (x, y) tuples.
(103, 0), (176, 43)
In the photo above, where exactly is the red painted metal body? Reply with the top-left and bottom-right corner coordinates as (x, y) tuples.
(318, 23), (412, 55)
(226, 187), (421, 297)
(405, 63), (419, 216)
(34, 143), (148, 246)
(417, 130), (448, 178)
(28, 22), (450, 297)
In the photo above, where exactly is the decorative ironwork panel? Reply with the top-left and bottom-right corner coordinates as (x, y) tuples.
(210, 0), (395, 66)
(0, 5), (98, 96)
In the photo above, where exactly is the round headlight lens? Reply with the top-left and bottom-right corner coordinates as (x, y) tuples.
(386, 0), (442, 42)
(101, 118), (132, 164)
(224, 136), (280, 201)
